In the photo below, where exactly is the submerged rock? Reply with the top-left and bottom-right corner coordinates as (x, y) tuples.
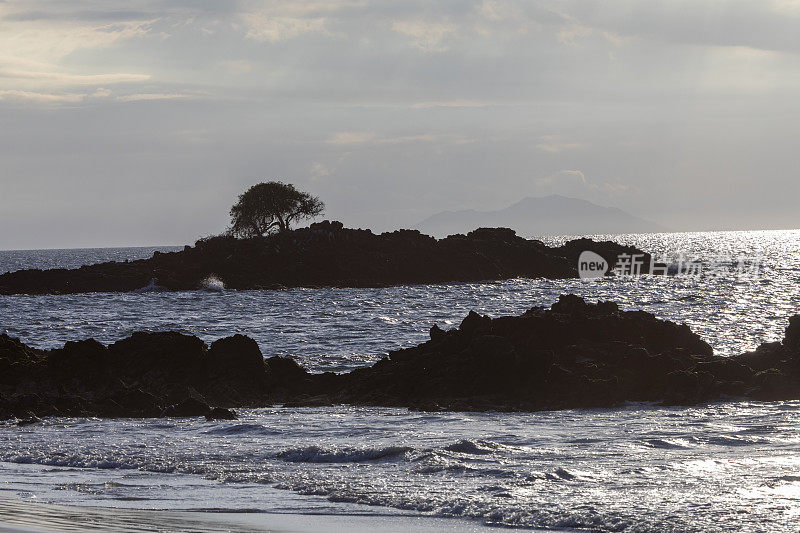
(2, 296), (800, 419)
(0, 222), (649, 295)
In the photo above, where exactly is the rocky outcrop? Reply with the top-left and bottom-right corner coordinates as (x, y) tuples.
(0, 222), (648, 294)
(2, 296), (799, 420)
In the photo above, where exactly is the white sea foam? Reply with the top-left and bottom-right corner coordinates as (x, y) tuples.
(132, 279), (167, 293)
(1, 401), (799, 531)
(200, 275), (225, 291)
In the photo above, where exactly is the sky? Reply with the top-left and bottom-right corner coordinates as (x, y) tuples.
(1, 0), (800, 248)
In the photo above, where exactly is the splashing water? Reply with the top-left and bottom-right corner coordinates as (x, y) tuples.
(200, 275), (226, 292)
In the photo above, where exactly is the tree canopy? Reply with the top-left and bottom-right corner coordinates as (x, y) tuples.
(229, 181), (324, 237)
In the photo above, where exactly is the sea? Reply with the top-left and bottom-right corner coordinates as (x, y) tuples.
(1, 230), (799, 531)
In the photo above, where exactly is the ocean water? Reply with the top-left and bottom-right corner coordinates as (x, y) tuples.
(0, 246), (184, 274)
(1, 230), (800, 531)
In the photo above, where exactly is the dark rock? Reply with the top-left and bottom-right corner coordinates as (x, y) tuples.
(460, 311), (491, 335)
(429, 324), (446, 341)
(206, 407), (238, 421)
(108, 332), (207, 390)
(784, 315), (800, 353)
(206, 335), (266, 380)
(16, 416), (41, 427)
(2, 296), (800, 418)
(265, 356), (307, 382)
(162, 397), (211, 417)
(118, 388), (163, 417)
(0, 223), (649, 295)
(550, 294), (589, 315)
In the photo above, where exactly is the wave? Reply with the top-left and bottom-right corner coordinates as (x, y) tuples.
(642, 438), (694, 449)
(443, 439), (510, 455)
(203, 423), (278, 436)
(132, 279), (166, 293)
(2, 453), (139, 470)
(526, 467), (581, 482)
(772, 475), (800, 483)
(200, 275), (225, 292)
(275, 444), (413, 463)
(704, 435), (768, 447)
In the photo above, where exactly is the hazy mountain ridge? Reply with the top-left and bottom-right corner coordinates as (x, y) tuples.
(415, 195), (667, 237)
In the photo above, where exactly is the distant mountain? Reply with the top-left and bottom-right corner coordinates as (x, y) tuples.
(414, 195), (667, 237)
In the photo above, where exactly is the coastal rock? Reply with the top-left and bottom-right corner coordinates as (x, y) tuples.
(0, 222), (650, 295)
(2, 296), (800, 419)
(162, 397), (211, 417)
(206, 407), (238, 420)
(108, 332), (208, 392)
(206, 335), (266, 382)
(784, 315), (800, 353)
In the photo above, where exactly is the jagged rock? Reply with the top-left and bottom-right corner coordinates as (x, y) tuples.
(429, 324), (446, 341)
(2, 296), (800, 419)
(784, 315), (800, 353)
(459, 310), (491, 335)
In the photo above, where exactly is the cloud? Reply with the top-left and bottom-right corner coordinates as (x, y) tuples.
(537, 169), (589, 187)
(117, 93), (193, 102)
(411, 100), (490, 108)
(217, 59), (254, 73)
(326, 131), (377, 145)
(0, 66), (150, 86)
(535, 135), (582, 153)
(0, 19), (153, 63)
(0, 87), (194, 105)
(536, 170), (632, 197)
(0, 89), (84, 103)
(310, 161), (330, 179)
(3, 10), (154, 22)
(391, 20), (458, 51)
(377, 134), (440, 144)
(237, 2), (350, 43)
(0, 5), (155, 96)
(325, 131), (470, 146)
(557, 0), (800, 54)
(242, 14), (327, 42)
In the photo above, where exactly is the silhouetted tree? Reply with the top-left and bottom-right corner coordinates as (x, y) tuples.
(229, 181), (324, 237)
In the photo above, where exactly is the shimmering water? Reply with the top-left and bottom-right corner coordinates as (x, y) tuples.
(0, 246), (183, 274)
(1, 230), (800, 531)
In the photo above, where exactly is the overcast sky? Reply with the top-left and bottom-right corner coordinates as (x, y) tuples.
(2, 0), (800, 248)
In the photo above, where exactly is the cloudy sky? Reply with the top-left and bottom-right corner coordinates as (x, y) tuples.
(2, 0), (800, 248)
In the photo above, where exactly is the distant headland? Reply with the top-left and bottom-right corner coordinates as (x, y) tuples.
(0, 222), (650, 295)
